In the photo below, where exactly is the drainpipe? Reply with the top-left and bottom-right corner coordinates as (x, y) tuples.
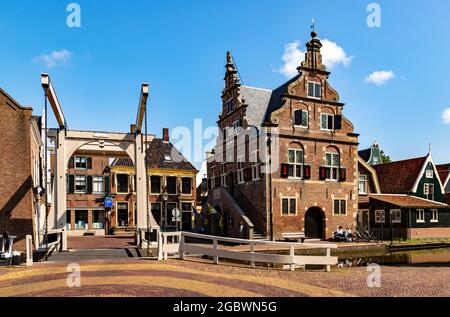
(268, 134), (274, 241)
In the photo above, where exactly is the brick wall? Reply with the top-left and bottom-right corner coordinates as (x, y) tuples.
(0, 90), (35, 250)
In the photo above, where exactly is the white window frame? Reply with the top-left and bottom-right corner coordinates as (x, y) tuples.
(416, 209), (425, 223)
(426, 170), (434, 178)
(116, 201), (129, 227)
(281, 197), (297, 216)
(236, 156), (245, 184)
(320, 113), (334, 131)
(232, 120), (240, 135)
(333, 199), (347, 215)
(325, 152), (339, 181)
(358, 175), (368, 194)
(251, 150), (260, 180)
(424, 183), (435, 200)
(74, 175), (87, 194)
(293, 109), (308, 128)
(92, 176), (104, 194)
(375, 210), (385, 223)
(390, 209), (401, 223)
(74, 156), (88, 170)
(307, 81), (322, 99)
(431, 209), (439, 223)
(288, 149), (304, 179)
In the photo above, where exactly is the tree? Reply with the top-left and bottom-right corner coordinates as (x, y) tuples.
(380, 150), (391, 164)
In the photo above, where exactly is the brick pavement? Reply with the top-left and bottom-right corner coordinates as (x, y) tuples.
(0, 258), (449, 297)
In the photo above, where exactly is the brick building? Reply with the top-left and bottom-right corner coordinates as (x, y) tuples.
(109, 129), (198, 233)
(206, 30), (359, 241)
(0, 88), (45, 250)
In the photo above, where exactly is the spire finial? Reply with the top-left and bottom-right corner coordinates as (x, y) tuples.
(311, 18), (317, 38)
(226, 51), (233, 64)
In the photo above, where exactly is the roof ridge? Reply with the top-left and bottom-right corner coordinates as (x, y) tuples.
(374, 155), (427, 166)
(241, 85), (272, 92)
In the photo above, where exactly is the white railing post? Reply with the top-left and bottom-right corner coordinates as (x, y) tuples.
(179, 233), (185, 260)
(26, 235), (33, 267)
(326, 248), (331, 272)
(213, 238), (219, 264)
(157, 232), (163, 260)
(61, 228), (67, 251)
(163, 233), (168, 260)
(250, 242), (255, 268)
(289, 245), (295, 271)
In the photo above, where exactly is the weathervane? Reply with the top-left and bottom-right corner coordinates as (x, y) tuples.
(311, 18), (317, 38)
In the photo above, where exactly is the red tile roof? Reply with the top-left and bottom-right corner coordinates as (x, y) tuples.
(437, 164), (450, 185)
(369, 194), (448, 209)
(372, 156), (427, 194)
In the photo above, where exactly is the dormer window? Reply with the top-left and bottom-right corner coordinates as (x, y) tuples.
(426, 170), (434, 178)
(308, 81), (322, 99)
(164, 154), (172, 161)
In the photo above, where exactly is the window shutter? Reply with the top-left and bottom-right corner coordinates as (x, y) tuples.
(319, 167), (327, 181)
(104, 176), (110, 195)
(87, 175), (93, 194)
(339, 168), (346, 182)
(68, 174), (75, 193)
(68, 157), (74, 169)
(334, 115), (342, 130)
(87, 157), (92, 169)
(303, 165), (311, 180)
(281, 164), (290, 178)
(294, 110), (302, 126)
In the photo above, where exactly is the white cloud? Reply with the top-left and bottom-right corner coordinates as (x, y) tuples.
(34, 49), (73, 68)
(443, 108), (450, 124)
(278, 39), (352, 77)
(365, 70), (395, 86)
(196, 160), (207, 186)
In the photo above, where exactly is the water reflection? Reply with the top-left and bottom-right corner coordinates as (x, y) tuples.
(338, 247), (450, 267)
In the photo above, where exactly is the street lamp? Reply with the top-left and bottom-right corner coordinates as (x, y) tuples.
(162, 191), (169, 232)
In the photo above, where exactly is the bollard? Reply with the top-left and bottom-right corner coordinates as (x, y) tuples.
(61, 229), (68, 251)
(26, 235), (33, 267)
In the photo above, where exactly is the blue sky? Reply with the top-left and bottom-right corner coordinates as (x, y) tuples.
(1, 0), (450, 172)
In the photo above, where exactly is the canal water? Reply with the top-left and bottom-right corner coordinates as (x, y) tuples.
(337, 247), (450, 268)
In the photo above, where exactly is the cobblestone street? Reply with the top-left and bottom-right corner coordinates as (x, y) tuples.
(1, 257), (449, 297)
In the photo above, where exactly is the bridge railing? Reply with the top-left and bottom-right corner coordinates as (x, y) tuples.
(159, 231), (338, 272)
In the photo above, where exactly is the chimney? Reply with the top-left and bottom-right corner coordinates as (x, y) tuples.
(130, 124), (136, 134)
(163, 128), (169, 142)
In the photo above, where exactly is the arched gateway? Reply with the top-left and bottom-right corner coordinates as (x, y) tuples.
(305, 207), (325, 240)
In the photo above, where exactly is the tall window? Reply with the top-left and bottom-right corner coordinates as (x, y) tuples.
(288, 149), (304, 178)
(181, 177), (192, 195)
(251, 150), (260, 180)
(75, 175), (87, 193)
(75, 156), (87, 169)
(431, 209), (439, 222)
(358, 175), (368, 194)
(282, 198), (296, 215)
(237, 156), (244, 184)
(308, 81), (321, 99)
(116, 174), (129, 193)
(117, 202), (129, 227)
(416, 209), (425, 223)
(220, 163), (227, 187)
(166, 177), (177, 194)
(293, 110), (308, 128)
(325, 152), (339, 181)
(424, 183), (435, 200)
(150, 176), (161, 194)
(321, 113), (334, 131)
(225, 98), (234, 113)
(333, 199), (346, 215)
(375, 210), (385, 223)
(92, 176), (104, 194)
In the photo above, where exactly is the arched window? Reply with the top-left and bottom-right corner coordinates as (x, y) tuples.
(293, 109), (308, 128)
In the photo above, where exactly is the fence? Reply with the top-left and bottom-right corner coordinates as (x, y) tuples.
(159, 231), (338, 272)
